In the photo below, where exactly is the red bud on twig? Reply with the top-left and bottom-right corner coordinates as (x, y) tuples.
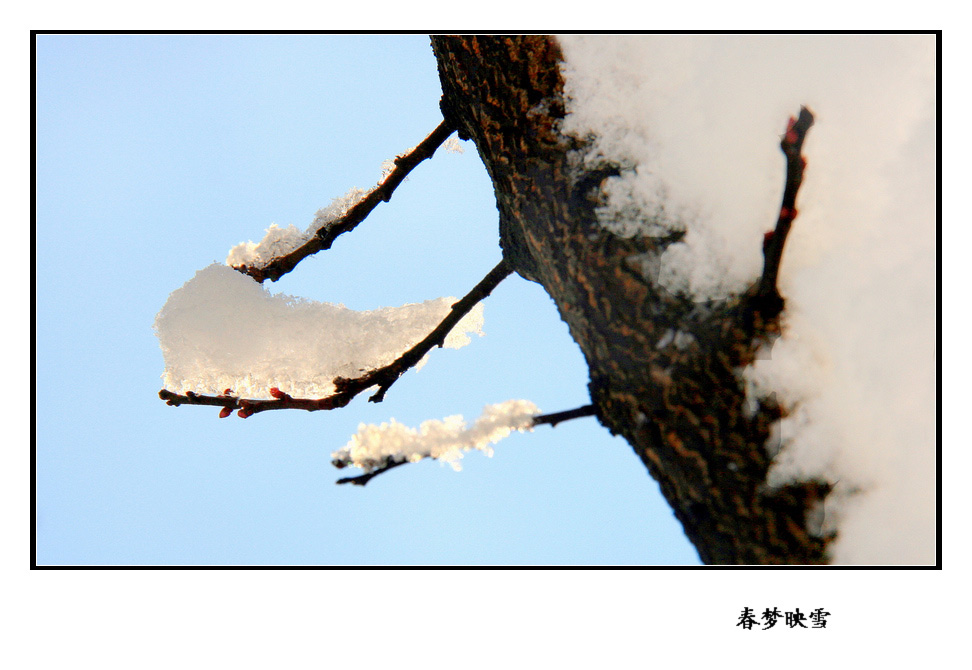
(784, 116), (799, 146)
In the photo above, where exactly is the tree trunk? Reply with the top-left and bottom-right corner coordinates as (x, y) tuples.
(431, 35), (833, 565)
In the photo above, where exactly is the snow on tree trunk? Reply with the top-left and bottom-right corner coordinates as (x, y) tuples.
(431, 35), (935, 565)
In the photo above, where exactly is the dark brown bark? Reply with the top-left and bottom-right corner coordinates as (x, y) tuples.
(431, 35), (832, 564)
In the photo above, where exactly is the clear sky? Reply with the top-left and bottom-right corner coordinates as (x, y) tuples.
(35, 34), (701, 565)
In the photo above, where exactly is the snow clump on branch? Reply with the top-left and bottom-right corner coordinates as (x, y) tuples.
(154, 263), (484, 398)
(225, 187), (368, 267)
(332, 400), (540, 473)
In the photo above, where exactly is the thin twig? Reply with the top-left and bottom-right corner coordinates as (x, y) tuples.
(234, 120), (456, 283)
(533, 404), (597, 427)
(753, 106), (815, 317)
(334, 402), (598, 486)
(335, 459), (409, 486)
(158, 388), (323, 417)
(332, 258), (514, 405)
(159, 259), (514, 417)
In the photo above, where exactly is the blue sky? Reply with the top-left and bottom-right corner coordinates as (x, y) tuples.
(35, 34), (701, 565)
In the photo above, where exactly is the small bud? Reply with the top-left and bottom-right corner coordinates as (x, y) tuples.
(223, 388), (233, 396)
(219, 406), (232, 418)
(763, 230), (775, 249)
(783, 116), (799, 145)
(269, 387), (285, 399)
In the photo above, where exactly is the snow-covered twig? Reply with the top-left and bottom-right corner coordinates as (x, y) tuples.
(333, 402), (597, 486)
(233, 120), (456, 283)
(753, 106), (815, 316)
(158, 259), (513, 417)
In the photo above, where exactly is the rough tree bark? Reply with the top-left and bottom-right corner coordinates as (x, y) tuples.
(431, 35), (832, 564)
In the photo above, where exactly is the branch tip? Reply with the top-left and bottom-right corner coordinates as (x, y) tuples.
(752, 106), (815, 318)
(335, 459), (409, 486)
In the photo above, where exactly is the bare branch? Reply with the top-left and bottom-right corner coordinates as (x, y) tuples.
(159, 258), (514, 417)
(234, 120), (457, 283)
(753, 106), (815, 317)
(533, 404), (597, 427)
(158, 387), (324, 417)
(334, 458), (409, 486)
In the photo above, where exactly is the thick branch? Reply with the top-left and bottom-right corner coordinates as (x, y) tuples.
(432, 36), (832, 564)
(234, 120), (456, 283)
(159, 258), (513, 417)
(754, 106), (815, 316)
